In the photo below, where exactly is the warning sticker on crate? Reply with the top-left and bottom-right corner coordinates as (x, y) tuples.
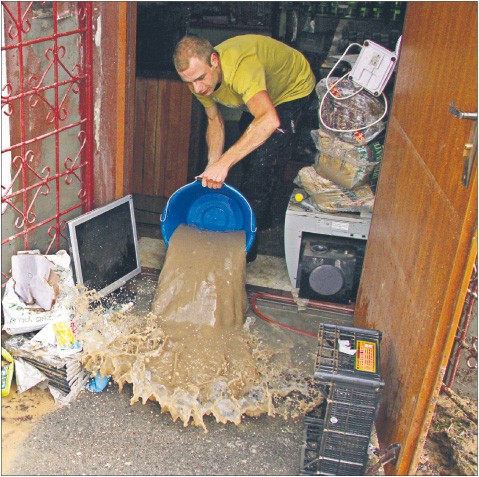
(355, 340), (377, 373)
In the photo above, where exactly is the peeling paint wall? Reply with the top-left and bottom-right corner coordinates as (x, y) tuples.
(1, 2), (86, 283)
(2, 2), (127, 285)
(91, 2), (125, 206)
(93, 12), (102, 152)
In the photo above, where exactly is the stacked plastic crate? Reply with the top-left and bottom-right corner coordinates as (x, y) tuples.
(300, 324), (385, 476)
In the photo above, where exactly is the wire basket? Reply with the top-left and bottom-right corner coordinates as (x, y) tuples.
(314, 324), (384, 386)
(300, 324), (385, 476)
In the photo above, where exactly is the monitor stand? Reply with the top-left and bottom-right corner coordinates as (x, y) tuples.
(89, 286), (137, 310)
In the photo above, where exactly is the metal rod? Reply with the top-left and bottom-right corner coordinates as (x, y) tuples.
(445, 261), (478, 387)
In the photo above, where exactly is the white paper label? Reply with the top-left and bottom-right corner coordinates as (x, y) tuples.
(332, 221), (349, 232)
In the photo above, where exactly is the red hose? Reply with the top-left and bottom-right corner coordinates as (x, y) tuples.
(251, 292), (317, 338)
(251, 291), (354, 313)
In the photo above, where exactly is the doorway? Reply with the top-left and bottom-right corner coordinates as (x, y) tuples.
(129, 2), (406, 260)
(123, 6), (478, 475)
(122, 2), (479, 474)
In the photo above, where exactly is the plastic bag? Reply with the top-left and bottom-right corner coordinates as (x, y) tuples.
(2, 250), (78, 335)
(14, 358), (47, 394)
(85, 372), (111, 393)
(316, 77), (387, 145)
(314, 152), (375, 189)
(311, 129), (384, 189)
(295, 166), (375, 214)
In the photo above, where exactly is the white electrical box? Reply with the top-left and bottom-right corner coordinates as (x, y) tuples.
(349, 40), (397, 96)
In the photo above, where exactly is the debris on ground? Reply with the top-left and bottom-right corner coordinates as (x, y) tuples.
(417, 391), (478, 476)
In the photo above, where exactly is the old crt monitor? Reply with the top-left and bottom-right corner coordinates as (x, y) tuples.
(67, 195), (141, 301)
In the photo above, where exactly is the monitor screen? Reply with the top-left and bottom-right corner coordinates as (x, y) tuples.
(67, 195), (141, 297)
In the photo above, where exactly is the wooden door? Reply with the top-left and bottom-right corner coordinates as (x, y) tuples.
(132, 77), (192, 198)
(355, 2), (477, 474)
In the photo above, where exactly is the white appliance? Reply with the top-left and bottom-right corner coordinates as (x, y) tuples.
(284, 191), (372, 303)
(349, 39), (398, 97)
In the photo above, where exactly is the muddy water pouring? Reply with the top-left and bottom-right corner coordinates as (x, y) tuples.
(77, 182), (321, 432)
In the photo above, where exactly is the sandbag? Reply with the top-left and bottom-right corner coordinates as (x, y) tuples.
(295, 166), (375, 214)
(311, 129), (384, 189)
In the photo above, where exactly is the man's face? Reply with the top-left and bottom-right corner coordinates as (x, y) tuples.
(178, 54), (220, 96)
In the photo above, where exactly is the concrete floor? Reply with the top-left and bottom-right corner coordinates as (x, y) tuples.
(6, 384), (310, 476)
(6, 242), (359, 476)
(7, 234), (475, 476)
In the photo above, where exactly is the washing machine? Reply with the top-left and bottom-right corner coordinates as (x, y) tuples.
(284, 190), (372, 304)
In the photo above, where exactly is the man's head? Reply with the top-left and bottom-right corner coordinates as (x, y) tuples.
(173, 35), (221, 96)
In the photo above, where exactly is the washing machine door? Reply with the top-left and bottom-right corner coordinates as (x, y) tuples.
(309, 264), (345, 296)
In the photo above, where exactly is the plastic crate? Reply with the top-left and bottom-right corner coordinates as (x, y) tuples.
(303, 419), (324, 449)
(328, 382), (383, 406)
(300, 423), (369, 475)
(320, 430), (371, 463)
(326, 397), (377, 434)
(314, 324), (384, 387)
(300, 324), (384, 476)
(313, 457), (365, 476)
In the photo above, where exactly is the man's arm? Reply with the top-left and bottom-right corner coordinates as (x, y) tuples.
(198, 91), (280, 189)
(204, 103), (225, 165)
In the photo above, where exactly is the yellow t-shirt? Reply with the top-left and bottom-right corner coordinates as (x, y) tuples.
(194, 34), (316, 110)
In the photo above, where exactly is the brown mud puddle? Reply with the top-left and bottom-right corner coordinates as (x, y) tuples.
(76, 225), (321, 432)
(1, 383), (56, 473)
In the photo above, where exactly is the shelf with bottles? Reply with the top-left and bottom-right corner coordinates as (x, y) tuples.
(187, 2), (273, 31)
(299, 2), (406, 24)
(316, 2), (406, 23)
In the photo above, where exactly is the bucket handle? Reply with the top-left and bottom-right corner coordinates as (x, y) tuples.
(160, 181), (194, 223)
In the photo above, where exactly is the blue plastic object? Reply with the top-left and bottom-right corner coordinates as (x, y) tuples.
(160, 181), (257, 252)
(85, 372), (111, 393)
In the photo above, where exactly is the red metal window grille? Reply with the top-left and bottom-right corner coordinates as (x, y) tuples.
(1, 1), (94, 287)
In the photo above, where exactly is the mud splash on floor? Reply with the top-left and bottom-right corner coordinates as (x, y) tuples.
(1, 383), (56, 474)
(76, 225), (321, 432)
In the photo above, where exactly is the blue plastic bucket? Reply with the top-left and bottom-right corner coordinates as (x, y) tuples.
(160, 181), (257, 252)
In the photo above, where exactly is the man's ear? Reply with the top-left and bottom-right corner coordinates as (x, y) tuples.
(211, 52), (219, 69)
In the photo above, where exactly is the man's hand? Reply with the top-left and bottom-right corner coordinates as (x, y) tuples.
(197, 160), (229, 189)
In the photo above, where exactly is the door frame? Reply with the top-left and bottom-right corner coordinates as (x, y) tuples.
(123, 2), (137, 197)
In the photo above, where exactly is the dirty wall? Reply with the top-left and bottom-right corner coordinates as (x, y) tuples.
(1, 2), (100, 290)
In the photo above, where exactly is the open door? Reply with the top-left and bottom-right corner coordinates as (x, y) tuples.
(355, 2), (477, 474)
